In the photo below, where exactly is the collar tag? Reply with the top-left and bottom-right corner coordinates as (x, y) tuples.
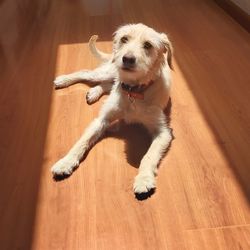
(128, 93), (135, 103)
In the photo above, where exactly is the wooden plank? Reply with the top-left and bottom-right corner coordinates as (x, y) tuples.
(185, 225), (250, 250)
(0, 1), (249, 249)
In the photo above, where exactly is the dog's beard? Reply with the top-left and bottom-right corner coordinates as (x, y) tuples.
(118, 67), (147, 84)
(116, 57), (163, 85)
(115, 60), (153, 85)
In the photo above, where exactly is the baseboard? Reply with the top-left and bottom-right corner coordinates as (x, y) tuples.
(214, 0), (250, 32)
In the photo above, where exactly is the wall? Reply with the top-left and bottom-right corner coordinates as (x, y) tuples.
(231, 0), (250, 14)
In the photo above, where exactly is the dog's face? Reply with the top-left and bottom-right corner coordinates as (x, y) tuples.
(112, 23), (173, 84)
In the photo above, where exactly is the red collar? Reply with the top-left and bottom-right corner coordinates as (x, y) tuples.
(121, 81), (154, 101)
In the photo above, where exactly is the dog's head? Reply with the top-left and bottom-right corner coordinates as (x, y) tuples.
(112, 23), (173, 84)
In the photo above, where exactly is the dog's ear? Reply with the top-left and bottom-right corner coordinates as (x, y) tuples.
(160, 33), (173, 70)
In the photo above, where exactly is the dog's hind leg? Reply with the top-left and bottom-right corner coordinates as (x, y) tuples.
(54, 63), (116, 89)
(86, 82), (113, 104)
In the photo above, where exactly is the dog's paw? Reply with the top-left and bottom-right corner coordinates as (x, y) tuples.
(51, 157), (79, 176)
(86, 86), (103, 104)
(133, 173), (156, 194)
(54, 75), (71, 88)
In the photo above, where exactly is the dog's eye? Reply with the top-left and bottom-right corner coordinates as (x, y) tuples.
(121, 36), (128, 43)
(144, 41), (153, 49)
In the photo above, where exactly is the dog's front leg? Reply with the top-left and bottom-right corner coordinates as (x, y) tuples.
(51, 98), (120, 176)
(54, 63), (115, 88)
(51, 118), (108, 176)
(133, 117), (172, 194)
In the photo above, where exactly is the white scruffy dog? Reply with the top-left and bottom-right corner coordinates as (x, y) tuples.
(51, 23), (173, 195)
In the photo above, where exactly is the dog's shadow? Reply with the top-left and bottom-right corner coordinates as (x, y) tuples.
(55, 99), (173, 200)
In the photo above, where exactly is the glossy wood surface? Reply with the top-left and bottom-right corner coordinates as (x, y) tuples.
(0, 0), (250, 249)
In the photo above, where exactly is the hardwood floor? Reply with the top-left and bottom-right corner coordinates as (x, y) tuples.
(0, 0), (249, 249)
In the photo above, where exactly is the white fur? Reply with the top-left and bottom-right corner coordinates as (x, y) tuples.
(51, 23), (173, 194)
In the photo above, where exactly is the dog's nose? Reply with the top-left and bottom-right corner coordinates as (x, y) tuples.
(122, 55), (136, 66)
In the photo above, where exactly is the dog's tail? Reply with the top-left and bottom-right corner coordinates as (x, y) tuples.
(89, 35), (112, 62)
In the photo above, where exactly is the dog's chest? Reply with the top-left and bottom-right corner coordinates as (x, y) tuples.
(122, 97), (150, 124)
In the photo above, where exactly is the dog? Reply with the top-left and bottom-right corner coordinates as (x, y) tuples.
(51, 23), (173, 195)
